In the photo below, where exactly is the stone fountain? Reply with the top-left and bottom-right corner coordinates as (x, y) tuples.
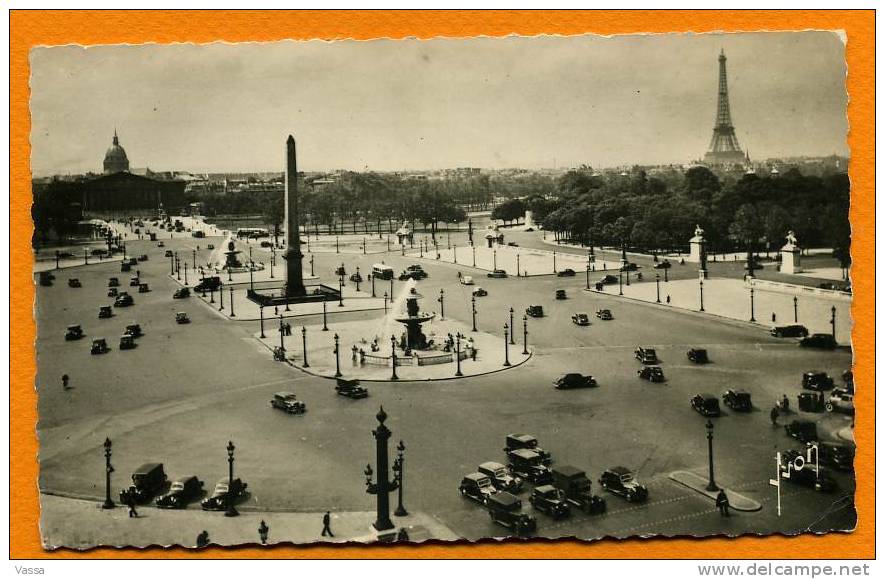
(394, 291), (436, 350)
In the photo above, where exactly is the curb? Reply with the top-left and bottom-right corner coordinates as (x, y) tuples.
(668, 471), (763, 512)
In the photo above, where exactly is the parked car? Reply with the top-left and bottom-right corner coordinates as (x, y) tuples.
(124, 323), (142, 338)
(406, 264), (428, 279)
(802, 372), (835, 391)
(90, 338), (109, 355)
(207, 244), (215, 250)
(485, 492), (536, 535)
(472, 287), (488, 297)
(552, 465), (607, 514)
(621, 262), (638, 271)
(156, 476), (203, 509)
(819, 442), (855, 472)
(120, 463), (168, 504)
(65, 324), (84, 341)
(785, 420), (818, 443)
(477, 461), (523, 493)
(138, 283), (150, 293)
(201, 478), (248, 511)
(120, 262), (131, 272)
(460, 276), (475, 285)
(800, 333), (838, 349)
(637, 366), (665, 383)
(114, 293), (134, 307)
(129, 276), (141, 287)
(687, 348), (709, 363)
(38, 271), (53, 286)
(722, 389), (752, 411)
(556, 269), (576, 277)
(555, 289), (567, 300)
(691, 393), (721, 417)
(653, 260), (672, 269)
(826, 391), (854, 414)
(595, 309), (613, 320)
(270, 391), (306, 414)
(194, 276), (222, 293)
(529, 485), (571, 519)
(459, 472), (498, 504)
(598, 466), (648, 502)
(778, 456), (837, 492)
(771, 325), (809, 338)
(164, 249), (173, 257)
(598, 275), (618, 285)
(504, 433), (552, 464)
(175, 312), (191, 324)
(335, 378), (369, 399)
(137, 254), (149, 262)
(107, 287), (119, 298)
(173, 287), (191, 299)
(487, 269), (508, 279)
(634, 347), (658, 364)
(108, 277), (120, 287)
(68, 278), (82, 288)
(525, 305), (544, 318)
(399, 270), (423, 281)
(554, 373), (597, 389)
(506, 449), (553, 484)
(98, 306), (113, 319)
(119, 334), (137, 350)
(571, 313), (590, 326)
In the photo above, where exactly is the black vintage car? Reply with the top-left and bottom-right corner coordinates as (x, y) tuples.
(120, 463), (168, 504)
(638, 366), (665, 382)
(819, 442), (855, 472)
(552, 465), (607, 515)
(771, 325), (809, 338)
(107, 287), (119, 298)
(201, 478), (248, 511)
(108, 277), (120, 287)
(124, 324), (143, 338)
(335, 378), (369, 399)
(634, 347), (658, 364)
(554, 373), (597, 389)
(114, 293), (134, 307)
(349, 272), (363, 283)
(98, 306), (113, 319)
(90, 338), (110, 355)
(129, 276), (141, 287)
(173, 287), (191, 299)
(525, 305), (544, 318)
(785, 420), (818, 443)
(598, 466), (648, 502)
(800, 333), (837, 349)
(68, 278), (82, 288)
(156, 476), (203, 509)
(691, 393), (721, 417)
(65, 324), (84, 341)
(270, 391), (306, 414)
(653, 260), (672, 269)
(406, 265), (428, 279)
(595, 309), (613, 320)
(507, 449), (553, 485)
(120, 262), (131, 272)
(119, 334), (137, 350)
(687, 348), (709, 363)
(176, 312), (191, 324)
(459, 472), (498, 504)
(778, 456), (837, 493)
(194, 276), (222, 293)
(504, 434), (552, 464)
(555, 289), (568, 300)
(802, 372), (835, 391)
(485, 492), (537, 535)
(556, 269), (576, 277)
(722, 389), (752, 411)
(477, 461), (523, 493)
(621, 262), (638, 271)
(529, 485), (571, 519)
(487, 269), (508, 279)
(598, 275), (618, 285)
(571, 313), (590, 326)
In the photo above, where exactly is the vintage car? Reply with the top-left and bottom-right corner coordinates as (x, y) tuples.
(335, 378), (369, 399)
(598, 466), (648, 502)
(194, 276), (222, 293)
(201, 477), (248, 511)
(259, 240), (272, 247)
(164, 249), (173, 257)
(598, 275), (618, 285)
(68, 278), (82, 288)
(571, 313), (590, 326)
(175, 312), (191, 324)
(529, 485), (571, 519)
(398, 270), (422, 281)
(634, 347), (658, 364)
(138, 283), (151, 293)
(507, 241), (519, 247)
(173, 287), (191, 299)
(691, 393), (721, 417)
(127, 257), (138, 266)
(119, 334), (137, 350)
(108, 277), (120, 287)
(156, 476), (204, 509)
(137, 254), (149, 262)
(770, 324), (809, 338)
(687, 348), (709, 363)
(349, 272), (363, 283)
(506, 448), (553, 484)
(525, 305), (544, 318)
(485, 492), (537, 535)
(107, 287), (119, 298)
(120, 262), (132, 273)
(554, 373), (597, 389)
(595, 309), (613, 320)
(460, 275), (475, 286)
(819, 442), (855, 472)
(124, 323), (142, 338)
(38, 271), (54, 286)
(477, 461), (523, 493)
(826, 391), (854, 414)
(552, 465), (607, 515)
(114, 293), (134, 307)
(120, 463), (168, 504)
(653, 260), (672, 269)
(487, 269), (508, 279)
(406, 264), (428, 278)
(778, 457), (837, 493)
(65, 324), (84, 341)
(722, 389), (752, 411)
(129, 276), (141, 287)
(158, 241), (166, 248)
(270, 391), (306, 414)
(459, 472), (498, 504)
(556, 269), (576, 277)
(555, 289), (568, 300)
(472, 287), (488, 297)
(802, 372), (835, 391)
(207, 244), (215, 250)
(637, 366), (665, 382)
(98, 306), (113, 319)
(800, 333), (838, 349)
(620, 262), (639, 271)
(785, 420), (819, 443)
(90, 338), (109, 355)
(504, 433), (552, 464)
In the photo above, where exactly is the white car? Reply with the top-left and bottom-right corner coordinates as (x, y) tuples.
(460, 275), (475, 285)
(826, 390), (854, 414)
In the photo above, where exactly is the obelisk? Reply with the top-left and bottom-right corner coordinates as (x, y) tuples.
(284, 135), (306, 297)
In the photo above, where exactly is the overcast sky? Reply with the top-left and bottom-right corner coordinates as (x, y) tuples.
(30, 31), (848, 176)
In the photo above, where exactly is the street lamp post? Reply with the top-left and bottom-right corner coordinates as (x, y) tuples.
(394, 440), (408, 516)
(509, 308), (515, 344)
(278, 314), (285, 354)
(553, 251), (556, 273)
(229, 286), (235, 316)
(193, 249), (197, 269)
(259, 305), (266, 338)
(310, 254), (315, 277)
(225, 441), (239, 517)
(831, 306), (837, 340)
(371, 273), (376, 297)
(493, 249), (497, 271)
(705, 420), (718, 492)
(169, 252), (174, 275)
(383, 292), (388, 314)
(364, 407), (398, 531)
(184, 263), (189, 286)
(334, 333), (342, 377)
(219, 282), (224, 310)
(455, 333), (463, 377)
(390, 336), (399, 380)
(438, 289), (445, 320)
(793, 296), (799, 323)
(664, 267), (669, 282)
(102, 437), (115, 509)
(517, 253), (520, 277)
(618, 271), (623, 296)
(335, 235), (339, 253)
(355, 267), (361, 292)
(750, 287), (756, 322)
(655, 274), (661, 303)
(503, 323), (511, 367)
(389, 277), (394, 301)
(522, 315), (529, 355)
(472, 245), (476, 267)
(301, 326), (309, 368)
(471, 295), (477, 332)
(586, 264), (591, 290)
(338, 275), (345, 307)
(322, 298), (329, 331)
(176, 255), (181, 280)
(699, 279), (705, 312)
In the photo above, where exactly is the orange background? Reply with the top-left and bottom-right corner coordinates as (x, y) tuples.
(9, 10), (875, 559)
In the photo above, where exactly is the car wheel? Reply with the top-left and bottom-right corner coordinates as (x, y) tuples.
(826, 403), (834, 412)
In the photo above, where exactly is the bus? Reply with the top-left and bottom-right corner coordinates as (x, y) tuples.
(372, 263), (394, 280)
(236, 227), (269, 239)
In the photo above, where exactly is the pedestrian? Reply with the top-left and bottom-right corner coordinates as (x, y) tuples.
(666, 295), (671, 304)
(62, 374), (70, 390)
(126, 491), (138, 518)
(716, 489), (730, 517)
(772, 312), (777, 323)
(287, 323), (292, 336)
(321, 511), (334, 537)
(258, 520), (269, 545)
(770, 405), (780, 426)
(196, 530), (210, 548)
(397, 527), (410, 542)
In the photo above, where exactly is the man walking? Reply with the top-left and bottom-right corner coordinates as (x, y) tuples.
(321, 511), (334, 537)
(716, 489), (730, 517)
(770, 405), (780, 426)
(126, 491), (138, 518)
(62, 374), (70, 390)
(258, 520), (269, 545)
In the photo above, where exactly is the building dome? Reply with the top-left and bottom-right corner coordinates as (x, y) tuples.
(103, 131), (130, 174)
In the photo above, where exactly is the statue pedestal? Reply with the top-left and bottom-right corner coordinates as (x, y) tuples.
(524, 210), (535, 229)
(687, 235), (705, 264)
(781, 244), (802, 274)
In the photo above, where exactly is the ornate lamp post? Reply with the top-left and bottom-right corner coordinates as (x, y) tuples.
(363, 237), (367, 255)
(553, 251), (557, 273)
(522, 315), (529, 355)
(371, 272), (376, 297)
(471, 295), (477, 332)
(310, 254), (315, 277)
(335, 235), (339, 253)
(383, 292), (388, 314)
(586, 264), (591, 290)
(322, 298), (329, 331)
(655, 273), (661, 303)
(176, 255), (181, 280)
(503, 323), (511, 367)
(664, 266), (669, 282)
(618, 271), (623, 296)
(278, 314), (285, 354)
(338, 274), (345, 307)
(455, 333), (463, 376)
(248, 258), (254, 290)
(270, 247), (276, 279)
(301, 326), (309, 368)
(229, 286), (235, 316)
(516, 253), (520, 277)
(793, 296), (799, 323)
(193, 248), (197, 269)
(393, 440), (408, 516)
(259, 305), (266, 338)
(472, 245), (476, 267)
(493, 249), (497, 271)
(419, 241), (424, 258)
(509, 307), (516, 344)
(364, 407), (398, 532)
(390, 335), (399, 381)
(749, 287), (756, 322)
(169, 252), (174, 275)
(699, 279), (705, 312)
(102, 437), (115, 509)
(831, 306), (837, 340)
(705, 420), (718, 492)
(225, 441), (239, 517)
(334, 333), (342, 377)
(219, 281), (225, 310)
(438, 289), (445, 320)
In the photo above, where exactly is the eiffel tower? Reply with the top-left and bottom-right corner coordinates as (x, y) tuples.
(704, 49), (746, 166)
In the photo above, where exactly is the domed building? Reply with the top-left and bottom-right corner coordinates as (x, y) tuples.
(103, 130), (130, 174)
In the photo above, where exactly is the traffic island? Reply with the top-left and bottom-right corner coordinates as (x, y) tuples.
(668, 471), (763, 512)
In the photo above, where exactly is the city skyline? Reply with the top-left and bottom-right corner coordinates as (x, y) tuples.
(30, 31), (848, 176)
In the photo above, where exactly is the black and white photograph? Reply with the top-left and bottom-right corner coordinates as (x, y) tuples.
(30, 31), (855, 549)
